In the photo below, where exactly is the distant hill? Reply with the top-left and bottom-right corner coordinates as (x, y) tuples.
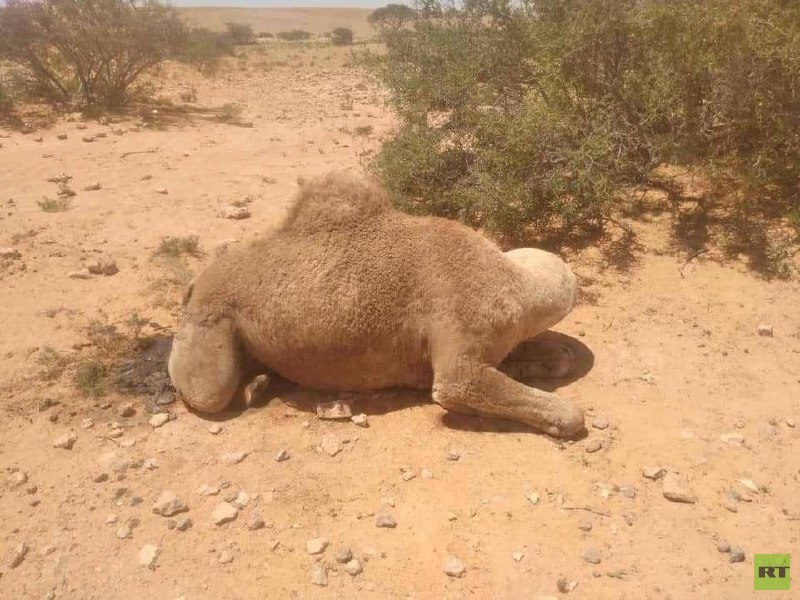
(179, 7), (374, 37)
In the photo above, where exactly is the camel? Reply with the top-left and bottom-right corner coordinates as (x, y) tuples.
(168, 172), (586, 438)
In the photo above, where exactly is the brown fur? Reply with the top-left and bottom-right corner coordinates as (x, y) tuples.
(168, 172), (585, 437)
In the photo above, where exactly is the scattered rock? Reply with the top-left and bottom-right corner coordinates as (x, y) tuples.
(401, 468), (416, 481)
(446, 448), (460, 461)
(0, 247), (21, 259)
(662, 472), (696, 503)
(9, 471), (28, 487)
(344, 558), (363, 576)
(83, 182), (102, 191)
(720, 432), (745, 445)
(232, 490), (250, 509)
(786, 418), (796, 428)
(138, 544), (160, 570)
(82, 135), (96, 143)
(642, 466), (665, 480)
(218, 550), (234, 564)
(582, 548), (602, 564)
(176, 517), (192, 532)
(717, 539), (731, 553)
(376, 513), (397, 528)
(197, 484), (220, 496)
(527, 492), (541, 505)
(316, 400), (352, 420)
(211, 502), (238, 525)
(219, 205), (250, 220)
(118, 403), (135, 418)
(57, 183), (76, 197)
(311, 563), (328, 586)
(222, 451), (248, 464)
(444, 555), (466, 578)
(335, 546), (353, 563)
(578, 520), (592, 532)
(351, 413), (369, 427)
(729, 547), (745, 563)
(53, 432), (77, 449)
(68, 269), (92, 280)
(245, 511), (265, 531)
(156, 187), (168, 195)
(116, 524), (131, 539)
(273, 448), (290, 462)
(152, 491), (188, 517)
(512, 552), (524, 562)
(591, 417), (609, 430)
(739, 478), (759, 493)
(320, 434), (341, 457)
(7, 542), (28, 569)
(757, 324), (773, 337)
(619, 485), (637, 499)
(306, 537), (328, 555)
(585, 439), (603, 453)
(87, 259), (119, 276)
(57, 133), (68, 140)
(149, 413), (170, 428)
(207, 424), (222, 435)
(557, 578), (578, 593)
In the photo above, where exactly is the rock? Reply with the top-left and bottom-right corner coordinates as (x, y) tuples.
(197, 484), (220, 496)
(306, 537), (328, 555)
(311, 563), (328, 586)
(57, 133), (68, 140)
(86, 259), (118, 276)
(443, 555), (465, 578)
(619, 485), (637, 499)
(57, 183), (76, 197)
(662, 472), (696, 503)
(218, 550), (234, 564)
(156, 188), (168, 195)
(739, 478), (759, 493)
(591, 417), (609, 430)
(320, 434), (341, 457)
(106, 514), (118, 524)
(717, 539), (730, 553)
(232, 490), (250, 509)
(446, 448), (460, 461)
(7, 542), (28, 569)
(68, 269), (92, 280)
(447, 512), (457, 521)
(582, 548), (602, 564)
(273, 448), (290, 462)
(176, 517), (192, 532)
(401, 469), (416, 481)
(138, 544), (160, 570)
(557, 578), (578, 593)
(149, 413), (170, 428)
(207, 424), (222, 435)
(155, 391), (175, 406)
(9, 471), (28, 487)
(245, 511), (265, 531)
(642, 466), (665, 480)
(729, 547), (745, 563)
(351, 413), (369, 427)
(344, 558), (363, 576)
(222, 451), (248, 464)
(720, 432), (745, 445)
(578, 520), (592, 532)
(757, 324), (773, 337)
(211, 502), (238, 525)
(53, 432), (77, 449)
(585, 439), (603, 453)
(786, 418), (796, 428)
(118, 402), (135, 418)
(219, 205), (250, 220)
(80, 418), (94, 429)
(83, 182), (102, 191)
(376, 513), (397, 528)
(512, 552), (524, 562)
(527, 492), (541, 505)
(82, 135), (96, 143)
(116, 524), (131, 539)
(316, 400), (352, 420)
(152, 491), (188, 517)
(335, 546), (353, 563)
(0, 247), (21, 259)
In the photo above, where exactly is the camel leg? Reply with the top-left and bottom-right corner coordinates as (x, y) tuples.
(168, 318), (242, 413)
(500, 337), (575, 381)
(432, 354), (585, 438)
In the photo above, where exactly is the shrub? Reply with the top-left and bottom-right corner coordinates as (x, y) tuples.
(155, 235), (201, 258)
(258, 31), (274, 39)
(224, 21), (256, 46)
(364, 0), (800, 247)
(368, 4), (417, 31)
(331, 27), (354, 46)
(277, 29), (312, 42)
(180, 27), (234, 74)
(0, 0), (185, 108)
(37, 197), (71, 212)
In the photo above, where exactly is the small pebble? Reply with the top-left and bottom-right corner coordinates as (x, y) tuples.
(335, 546), (353, 563)
(443, 555), (465, 578)
(421, 468), (433, 479)
(149, 414), (170, 428)
(176, 517), (192, 532)
(729, 547), (745, 563)
(207, 424), (222, 435)
(591, 417), (609, 430)
(720, 432), (745, 445)
(351, 413), (369, 427)
(512, 552), (524, 562)
(245, 511), (265, 531)
(557, 578), (578, 593)
(138, 544), (160, 570)
(619, 485), (637, 499)
(582, 548), (602, 564)
(401, 469), (416, 481)
(717, 539), (730, 553)
(446, 448), (460, 461)
(152, 491), (188, 517)
(197, 484), (220, 496)
(306, 537), (328, 555)
(662, 472), (696, 503)
(211, 502), (238, 525)
(344, 558), (363, 576)
(118, 403), (135, 417)
(311, 563), (328, 586)
(376, 513), (397, 528)
(116, 524), (131, 539)
(320, 434), (341, 457)
(222, 451), (248, 464)
(757, 324), (773, 337)
(273, 448), (290, 462)
(585, 439), (602, 453)
(739, 478), (759, 493)
(578, 520), (592, 532)
(53, 432), (77, 449)
(81, 418), (94, 429)
(642, 466), (665, 480)
(218, 549), (234, 564)
(7, 542), (28, 569)
(9, 471), (28, 487)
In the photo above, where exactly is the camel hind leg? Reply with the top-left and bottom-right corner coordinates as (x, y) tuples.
(168, 317), (243, 413)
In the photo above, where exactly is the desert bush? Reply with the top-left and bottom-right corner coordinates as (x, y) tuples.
(0, 0), (185, 108)
(180, 27), (234, 74)
(258, 32), (275, 39)
(277, 29), (312, 42)
(368, 4), (417, 31)
(224, 21), (256, 46)
(155, 234), (201, 258)
(37, 197), (71, 212)
(364, 0), (800, 248)
(331, 27), (354, 46)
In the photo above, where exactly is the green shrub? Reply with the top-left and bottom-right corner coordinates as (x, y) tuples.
(155, 235), (201, 257)
(37, 197), (71, 212)
(331, 27), (354, 46)
(224, 21), (256, 46)
(180, 27), (234, 74)
(364, 0), (800, 247)
(277, 29), (312, 42)
(368, 4), (417, 31)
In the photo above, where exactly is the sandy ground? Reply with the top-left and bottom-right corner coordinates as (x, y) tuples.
(1, 33), (799, 600)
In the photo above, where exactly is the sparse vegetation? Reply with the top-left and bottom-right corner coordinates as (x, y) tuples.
(354, 125), (374, 136)
(0, 0), (185, 108)
(365, 0), (800, 259)
(277, 29), (312, 42)
(180, 27), (235, 75)
(258, 31), (274, 39)
(155, 235), (201, 258)
(331, 27), (354, 46)
(216, 102), (245, 124)
(224, 21), (256, 46)
(37, 346), (70, 381)
(368, 4), (417, 31)
(73, 359), (109, 397)
(37, 197), (71, 212)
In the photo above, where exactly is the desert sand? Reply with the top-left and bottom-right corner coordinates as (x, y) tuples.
(1, 12), (799, 600)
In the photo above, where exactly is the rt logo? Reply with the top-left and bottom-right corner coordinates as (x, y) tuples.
(754, 554), (790, 591)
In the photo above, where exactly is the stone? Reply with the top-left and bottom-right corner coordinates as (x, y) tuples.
(376, 513), (397, 528)
(118, 403), (135, 417)
(729, 547), (745, 563)
(557, 578), (578, 593)
(245, 511), (265, 531)
(757, 324), (773, 337)
(218, 550), (234, 564)
(316, 400), (352, 420)
(786, 418), (796, 428)
(207, 423), (222, 435)
(219, 205), (250, 220)
(211, 502), (238, 525)
(53, 432), (77, 449)
(591, 417), (609, 430)
(116, 524), (131, 539)
(717, 539), (730, 553)
(156, 188), (168, 195)
(582, 548), (602, 564)
(335, 546), (353, 563)
(152, 491), (188, 517)
(83, 182), (102, 191)
(68, 269), (92, 280)
(351, 413), (369, 427)
(739, 478), (759, 493)
(138, 544), (160, 570)
(311, 563), (328, 586)
(149, 413), (170, 428)
(527, 492), (541, 505)
(57, 133), (68, 140)
(720, 432), (745, 445)
(344, 558), (363, 576)
(662, 472), (696, 503)
(106, 514), (118, 524)
(197, 484), (220, 496)
(176, 517), (192, 532)
(232, 490), (250, 509)
(446, 448), (460, 461)
(401, 469), (416, 481)
(619, 485), (637, 499)
(320, 434), (341, 457)
(306, 538), (328, 555)
(642, 466), (665, 480)
(578, 520), (592, 532)
(443, 555), (466, 578)
(512, 552), (524, 562)
(274, 448), (290, 462)
(222, 451), (248, 464)
(0, 247), (21, 259)
(9, 471), (28, 487)
(7, 542), (28, 569)
(585, 439), (603, 453)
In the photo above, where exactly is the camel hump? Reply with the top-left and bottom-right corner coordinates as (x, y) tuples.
(281, 171), (392, 232)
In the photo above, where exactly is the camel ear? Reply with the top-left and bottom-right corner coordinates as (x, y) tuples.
(182, 277), (196, 307)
